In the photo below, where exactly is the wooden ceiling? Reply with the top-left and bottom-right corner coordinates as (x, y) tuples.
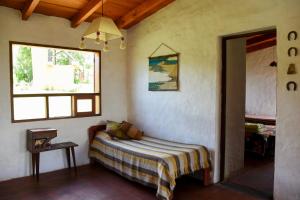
(246, 31), (276, 53)
(0, 0), (175, 29)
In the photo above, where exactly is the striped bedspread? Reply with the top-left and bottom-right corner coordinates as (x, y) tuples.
(89, 131), (210, 200)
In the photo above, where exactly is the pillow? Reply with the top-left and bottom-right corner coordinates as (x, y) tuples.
(126, 125), (144, 140)
(106, 120), (129, 140)
(245, 123), (265, 133)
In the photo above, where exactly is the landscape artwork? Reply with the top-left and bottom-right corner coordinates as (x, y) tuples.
(148, 54), (179, 91)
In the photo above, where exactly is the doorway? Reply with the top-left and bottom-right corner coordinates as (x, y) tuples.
(220, 29), (277, 199)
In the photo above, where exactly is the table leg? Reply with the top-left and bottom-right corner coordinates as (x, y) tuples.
(65, 148), (71, 169)
(71, 147), (77, 173)
(32, 153), (36, 176)
(36, 153), (40, 181)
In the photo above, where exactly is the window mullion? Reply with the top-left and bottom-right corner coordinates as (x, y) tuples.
(71, 95), (75, 117)
(46, 95), (50, 119)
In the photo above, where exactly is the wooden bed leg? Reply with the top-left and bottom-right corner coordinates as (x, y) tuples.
(203, 169), (211, 186)
(90, 158), (96, 165)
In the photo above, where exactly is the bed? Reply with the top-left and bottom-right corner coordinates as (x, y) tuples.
(88, 125), (211, 200)
(245, 114), (276, 125)
(245, 115), (276, 157)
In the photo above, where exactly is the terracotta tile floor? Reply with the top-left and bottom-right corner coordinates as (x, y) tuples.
(0, 164), (261, 200)
(225, 154), (274, 199)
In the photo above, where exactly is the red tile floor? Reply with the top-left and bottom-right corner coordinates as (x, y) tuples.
(0, 164), (262, 200)
(225, 153), (274, 199)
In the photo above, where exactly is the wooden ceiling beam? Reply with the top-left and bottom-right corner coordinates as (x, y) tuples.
(71, 0), (108, 28)
(247, 38), (276, 53)
(116, 0), (175, 29)
(246, 34), (264, 40)
(22, 0), (40, 20)
(246, 32), (276, 45)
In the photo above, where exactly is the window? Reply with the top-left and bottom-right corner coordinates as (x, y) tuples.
(10, 42), (101, 122)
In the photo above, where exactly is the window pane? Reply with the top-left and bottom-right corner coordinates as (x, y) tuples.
(77, 99), (92, 112)
(49, 96), (71, 118)
(12, 44), (97, 94)
(14, 97), (46, 120)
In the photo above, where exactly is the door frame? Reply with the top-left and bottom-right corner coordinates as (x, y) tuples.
(219, 28), (277, 181)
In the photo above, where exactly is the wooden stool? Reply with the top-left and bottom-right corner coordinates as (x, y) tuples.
(31, 142), (78, 180)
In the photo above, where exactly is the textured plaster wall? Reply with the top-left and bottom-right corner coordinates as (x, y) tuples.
(246, 46), (277, 117)
(0, 7), (127, 181)
(126, 0), (300, 199)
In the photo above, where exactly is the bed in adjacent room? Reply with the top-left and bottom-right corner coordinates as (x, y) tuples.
(88, 125), (211, 200)
(245, 115), (276, 157)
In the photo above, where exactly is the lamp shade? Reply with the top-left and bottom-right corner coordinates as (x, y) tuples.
(83, 16), (123, 41)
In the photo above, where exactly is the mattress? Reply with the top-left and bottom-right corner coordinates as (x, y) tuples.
(89, 131), (210, 200)
(260, 125), (276, 137)
(245, 122), (276, 137)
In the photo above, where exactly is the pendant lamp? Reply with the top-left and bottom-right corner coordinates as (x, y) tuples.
(79, 2), (126, 52)
(269, 46), (277, 67)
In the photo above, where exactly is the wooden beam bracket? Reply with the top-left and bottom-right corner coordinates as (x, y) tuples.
(71, 0), (107, 28)
(116, 0), (175, 29)
(22, 0), (40, 20)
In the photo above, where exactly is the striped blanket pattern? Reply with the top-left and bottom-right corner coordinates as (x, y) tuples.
(89, 131), (210, 200)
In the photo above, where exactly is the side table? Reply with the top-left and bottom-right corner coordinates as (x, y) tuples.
(30, 142), (79, 180)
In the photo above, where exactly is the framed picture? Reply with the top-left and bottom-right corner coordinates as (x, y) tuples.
(148, 54), (179, 91)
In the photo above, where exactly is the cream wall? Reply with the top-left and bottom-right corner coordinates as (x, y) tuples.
(0, 7), (127, 181)
(246, 46), (277, 117)
(126, 0), (300, 199)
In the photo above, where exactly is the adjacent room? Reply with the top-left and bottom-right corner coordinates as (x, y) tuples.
(222, 30), (277, 198)
(0, 1), (300, 200)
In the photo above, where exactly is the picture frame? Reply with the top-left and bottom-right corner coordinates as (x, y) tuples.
(148, 53), (179, 91)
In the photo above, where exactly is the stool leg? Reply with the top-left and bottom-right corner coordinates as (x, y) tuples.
(32, 153), (36, 176)
(36, 153), (40, 181)
(71, 147), (77, 173)
(66, 148), (71, 169)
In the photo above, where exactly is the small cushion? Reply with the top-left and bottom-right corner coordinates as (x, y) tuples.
(106, 120), (129, 140)
(106, 120), (121, 131)
(120, 121), (132, 133)
(126, 125), (144, 140)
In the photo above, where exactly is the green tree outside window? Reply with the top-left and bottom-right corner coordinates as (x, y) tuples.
(14, 47), (33, 83)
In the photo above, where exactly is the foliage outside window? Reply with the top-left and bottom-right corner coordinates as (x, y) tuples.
(10, 42), (101, 122)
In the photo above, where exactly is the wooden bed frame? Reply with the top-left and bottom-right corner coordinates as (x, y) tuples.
(245, 115), (276, 125)
(88, 125), (212, 186)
